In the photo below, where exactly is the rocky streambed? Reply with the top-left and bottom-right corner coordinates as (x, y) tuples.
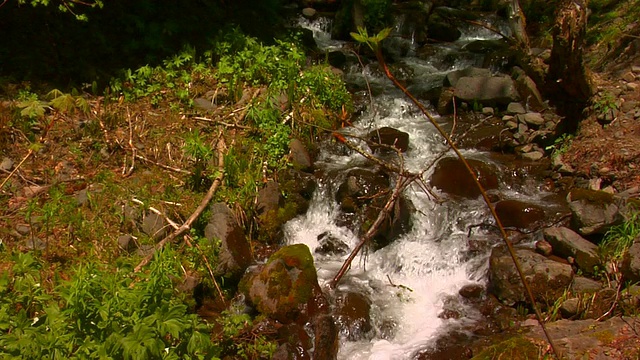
(190, 2), (640, 359)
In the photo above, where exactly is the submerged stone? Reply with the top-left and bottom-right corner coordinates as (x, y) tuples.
(430, 157), (499, 199)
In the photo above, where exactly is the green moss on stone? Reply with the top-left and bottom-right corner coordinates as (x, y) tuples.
(472, 336), (542, 360)
(570, 188), (614, 204)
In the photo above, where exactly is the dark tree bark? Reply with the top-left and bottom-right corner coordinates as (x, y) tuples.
(508, 0), (530, 52)
(546, 0), (594, 112)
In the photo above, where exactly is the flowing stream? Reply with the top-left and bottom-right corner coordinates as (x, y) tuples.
(286, 13), (538, 359)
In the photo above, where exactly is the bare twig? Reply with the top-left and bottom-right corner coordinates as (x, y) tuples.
(133, 138), (226, 273)
(134, 154), (192, 175)
(194, 116), (251, 130)
(330, 174), (417, 287)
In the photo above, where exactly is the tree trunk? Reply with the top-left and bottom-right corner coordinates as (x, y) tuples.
(546, 0), (594, 106)
(508, 0), (530, 52)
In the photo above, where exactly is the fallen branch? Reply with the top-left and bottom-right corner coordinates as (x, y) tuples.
(133, 138), (226, 273)
(330, 174), (417, 288)
(134, 154), (192, 175)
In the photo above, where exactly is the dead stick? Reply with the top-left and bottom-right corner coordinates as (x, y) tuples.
(330, 175), (415, 288)
(133, 139), (226, 273)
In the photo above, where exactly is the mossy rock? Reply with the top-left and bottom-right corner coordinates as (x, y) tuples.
(471, 336), (542, 360)
(240, 244), (319, 324)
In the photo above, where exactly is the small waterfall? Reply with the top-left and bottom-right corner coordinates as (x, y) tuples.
(288, 12), (532, 360)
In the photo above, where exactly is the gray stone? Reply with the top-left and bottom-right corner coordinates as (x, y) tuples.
(0, 157), (13, 171)
(15, 224), (31, 235)
(289, 138), (313, 172)
(567, 189), (623, 235)
(560, 298), (580, 318)
(205, 202), (253, 280)
(141, 212), (168, 240)
(454, 76), (520, 105)
(570, 276), (602, 294)
(521, 151), (544, 161)
(518, 112), (545, 127)
(482, 107), (494, 116)
(517, 123), (528, 134)
(506, 102), (526, 115)
(256, 181), (282, 215)
(621, 238), (640, 283)
(75, 189), (89, 206)
(622, 71), (636, 82)
(193, 98), (217, 112)
(24, 237), (46, 251)
(626, 82), (638, 92)
(488, 246), (573, 306)
(632, 65), (640, 73)
(505, 120), (518, 130)
(118, 234), (136, 252)
(543, 227), (600, 274)
(512, 68), (546, 111)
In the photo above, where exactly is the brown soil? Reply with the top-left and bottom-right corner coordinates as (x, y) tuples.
(563, 41), (640, 192)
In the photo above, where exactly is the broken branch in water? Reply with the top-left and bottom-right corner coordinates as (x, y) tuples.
(330, 174), (418, 288)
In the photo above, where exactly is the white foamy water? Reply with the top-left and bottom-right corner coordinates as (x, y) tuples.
(288, 13), (519, 359)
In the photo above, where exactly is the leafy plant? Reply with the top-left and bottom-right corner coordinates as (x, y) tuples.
(545, 133), (574, 156)
(592, 92), (619, 118)
(600, 208), (640, 261)
(183, 129), (214, 191)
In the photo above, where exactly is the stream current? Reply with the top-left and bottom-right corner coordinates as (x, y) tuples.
(285, 14), (540, 359)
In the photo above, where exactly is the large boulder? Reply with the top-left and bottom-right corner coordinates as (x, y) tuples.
(488, 246), (573, 306)
(240, 244), (319, 324)
(205, 203), (253, 280)
(427, 14), (462, 42)
(567, 188), (623, 236)
(495, 200), (545, 230)
(543, 227), (600, 274)
(289, 138), (313, 172)
(454, 76), (520, 106)
(430, 157), (499, 199)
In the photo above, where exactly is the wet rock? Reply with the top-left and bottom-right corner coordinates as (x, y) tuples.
(459, 284), (484, 299)
(488, 246), (573, 306)
(567, 188), (623, 236)
(443, 67), (491, 87)
(430, 157), (499, 199)
(275, 323), (312, 360)
(495, 200), (545, 230)
(482, 107), (494, 116)
(454, 76), (520, 106)
(436, 87), (455, 115)
(414, 331), (473, 360)
(570, 276), (602, 294)
(462, 38), (509, 54)
(289, 139), (313, 172)
(334, 292), (373, 341)
(520, 150), (544, 161)
(621, 237), (640, 283)
(336, 169), (389, 213)
(205, 202), (253, 280)
(141, 212), (168, 240)
(313, 315), (339, 360)
(535, 240), (553, 257)
(427, 15), (461, 42)
(315, 232), (349, 256)
(543, 227), (599, 274)
(256, 180), (283, 215)
(368, 195), (414, 250)
(367, 127), (410, 153)
(327, 50), (347, 70)
(240, 244), (318, 324)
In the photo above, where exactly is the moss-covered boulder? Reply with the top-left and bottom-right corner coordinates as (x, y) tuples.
(567, 188), (623, 236)
(240, 244), (319, 324)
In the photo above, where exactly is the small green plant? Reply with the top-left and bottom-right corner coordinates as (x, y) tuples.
(183, 129), (214, 191)
(592, 92), (619, 118)
(545, 133), (574, 156)
(600, 208), (640, 261)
